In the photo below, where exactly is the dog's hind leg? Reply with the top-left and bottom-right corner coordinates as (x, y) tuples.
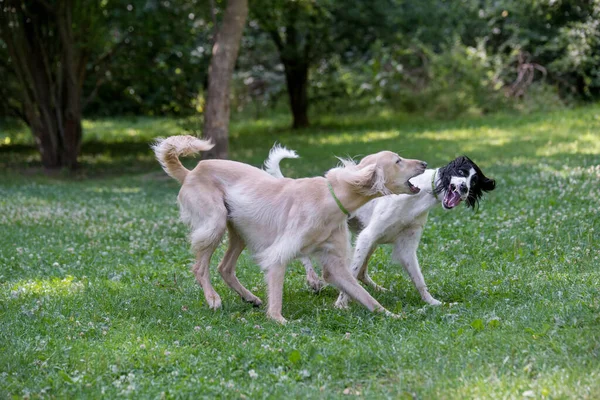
(190, 216), (227, 310)
(301, 257), (325, 292)
(393, 228), (441, 306)
(351, 228), (386, 291)
(218, 224), (263, 306)
(356, 249), (387, 292)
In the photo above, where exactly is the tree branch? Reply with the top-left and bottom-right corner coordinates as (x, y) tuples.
(210, 0), (218, 46)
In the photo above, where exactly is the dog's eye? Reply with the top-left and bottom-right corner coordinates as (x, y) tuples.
(396, 158), (402, 164)
(458, 170), (465, 176)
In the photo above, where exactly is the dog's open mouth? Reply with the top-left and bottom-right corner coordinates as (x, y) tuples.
(443, 184), (462, 208)
(407, 180), (420, 194)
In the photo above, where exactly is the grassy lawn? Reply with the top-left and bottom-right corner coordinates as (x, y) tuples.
(1, 106), (599, 398)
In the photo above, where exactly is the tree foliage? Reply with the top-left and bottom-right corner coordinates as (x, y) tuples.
(2, 0), (600, 132)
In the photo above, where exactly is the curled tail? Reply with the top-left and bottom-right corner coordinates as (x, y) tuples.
(152, 135), (214, 184)
(264, 143), (299, 178)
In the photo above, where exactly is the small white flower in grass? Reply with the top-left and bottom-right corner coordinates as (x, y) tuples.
(299, 369), (310, 378)
(194, 326), (201, 331)
(53, 262), (59, 267)
(174, 341), (180, 346)
(254, 325), (262, 330)
(344, 332), (351, 340)
(164, 350), (171, 356)
(248, 369), (258, 379)
(139, 344), (146, 349)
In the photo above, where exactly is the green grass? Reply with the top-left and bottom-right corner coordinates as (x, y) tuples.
(1, 106), (600, 398)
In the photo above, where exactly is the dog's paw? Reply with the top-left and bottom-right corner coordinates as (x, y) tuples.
(373, 284), (389, 293)
(307, 278), (326, 292)
(382, 309), (403, 319)
(206, 294), (222, 310)
(244, 295), (263, 307)
(425, 298), (442, 306)
(267, 313), (287, 324)
(334, 296), (350, 309)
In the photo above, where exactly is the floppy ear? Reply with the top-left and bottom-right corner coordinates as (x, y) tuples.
(347, 164), (388, 196)
(482, 177), (496, 192)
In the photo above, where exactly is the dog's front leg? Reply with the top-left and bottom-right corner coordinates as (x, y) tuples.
(393, 230), (441, 306)
(335, 228), (381, 309)
(320, 251), (396, 317)
(265, 265), (288, 323)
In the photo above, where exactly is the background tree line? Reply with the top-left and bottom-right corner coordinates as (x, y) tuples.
(2, 0), (599, 168)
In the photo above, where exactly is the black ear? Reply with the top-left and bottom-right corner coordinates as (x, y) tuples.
(482, 178), (496, 192)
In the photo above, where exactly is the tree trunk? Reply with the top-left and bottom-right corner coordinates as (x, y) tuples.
(202, 0), (248, 160)
(254, 1), (312, 130)
(284, 62), (309, 129)
(57, 1), (83, 170)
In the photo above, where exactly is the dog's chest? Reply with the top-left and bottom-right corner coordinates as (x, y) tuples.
(375, 208), (429, 244)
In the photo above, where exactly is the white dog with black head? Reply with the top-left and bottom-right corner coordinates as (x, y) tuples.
(265, 146), (496, 308)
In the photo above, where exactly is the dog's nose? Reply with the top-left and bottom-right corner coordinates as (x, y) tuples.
(459, 183), (468, 195)
(420, 161), (427, 169)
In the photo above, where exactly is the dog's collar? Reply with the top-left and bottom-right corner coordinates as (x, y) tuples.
(327, 181), (350, 216)
(431, 169), (441, 201)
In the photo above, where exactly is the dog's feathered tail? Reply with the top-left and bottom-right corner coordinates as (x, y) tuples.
(152, 135), (214, 184)
(264, 144), (298, 178)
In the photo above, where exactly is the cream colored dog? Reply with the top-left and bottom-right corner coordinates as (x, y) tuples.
(153, 135), (427, 323)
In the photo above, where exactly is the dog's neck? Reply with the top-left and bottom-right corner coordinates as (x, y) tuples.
(325, 175), (380, 214)
(410, 168), (443, 205)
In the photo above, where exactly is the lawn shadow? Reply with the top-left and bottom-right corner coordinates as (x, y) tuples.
(2, 106), (599, 179)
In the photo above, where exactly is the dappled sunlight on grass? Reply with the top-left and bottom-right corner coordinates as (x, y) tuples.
(86, 186), (142, 194)
(83, 117), (186, 143)
(448, 367), (600, 399)
(231, 113), (292, 137)
(5, 275), (85, 299)
(536, 132), (600, 156)
(307, 130), (400, 145)
(417, 127), (510, 141)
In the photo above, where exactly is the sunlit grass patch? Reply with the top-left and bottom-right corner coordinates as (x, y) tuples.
(82, 117), (186, 143)
(5, 275), (86, 299)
